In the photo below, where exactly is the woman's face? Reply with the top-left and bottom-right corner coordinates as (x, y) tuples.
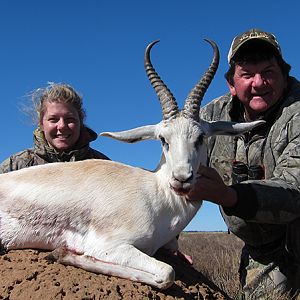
(40, 102), (81, 152)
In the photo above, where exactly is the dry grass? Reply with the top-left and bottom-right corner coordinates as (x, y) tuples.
(178, 231), (243, 299)
(178, 232), (295, 300)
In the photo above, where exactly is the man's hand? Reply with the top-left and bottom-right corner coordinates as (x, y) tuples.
(173, 250), (193, 265)
(187, 165), (238, 208)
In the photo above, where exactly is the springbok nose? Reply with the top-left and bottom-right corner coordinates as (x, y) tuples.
(172, 170), (193, 183)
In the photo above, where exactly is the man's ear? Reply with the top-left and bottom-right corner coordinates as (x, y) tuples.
(226, 80), (236, 96)
(226, 80), (237, 96)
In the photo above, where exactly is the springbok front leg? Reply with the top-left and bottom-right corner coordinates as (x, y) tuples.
(49, 244), (175, 289)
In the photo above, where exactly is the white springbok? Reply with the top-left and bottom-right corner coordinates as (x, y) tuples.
(0, 39), (264, 289)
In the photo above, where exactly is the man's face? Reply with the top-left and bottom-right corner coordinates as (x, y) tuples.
(228, 57), (287, 120)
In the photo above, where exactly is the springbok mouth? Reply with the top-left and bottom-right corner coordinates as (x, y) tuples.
(170, 185), (191, 196)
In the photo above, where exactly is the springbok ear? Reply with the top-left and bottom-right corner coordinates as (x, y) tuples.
(200, 119), (266, 136)
(100, 125), (157, 143)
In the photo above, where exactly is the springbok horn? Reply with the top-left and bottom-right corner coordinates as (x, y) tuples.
(144, 40), (179, 120)
(183, 39), (219, 121)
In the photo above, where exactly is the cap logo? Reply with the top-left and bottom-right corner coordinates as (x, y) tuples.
(239, 31), (279, 48)
(228, 29), (281, 63)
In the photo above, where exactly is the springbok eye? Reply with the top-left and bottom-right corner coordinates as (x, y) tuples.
(195, 134), (204, 148)
(159, 136), (169, 151)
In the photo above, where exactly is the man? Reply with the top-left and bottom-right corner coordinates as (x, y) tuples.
(188, 29), (300, 298)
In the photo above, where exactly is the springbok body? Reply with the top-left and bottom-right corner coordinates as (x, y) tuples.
(0, 40), (264, 289)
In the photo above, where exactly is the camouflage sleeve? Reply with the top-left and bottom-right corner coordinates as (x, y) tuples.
(88, 148), (111, 161)
(250, 112), (300, 223)
(225, 111), (300, 224)
(0, 157), (14, 174)
(200, 95), (229, 121)
(0, 150), (34, 174)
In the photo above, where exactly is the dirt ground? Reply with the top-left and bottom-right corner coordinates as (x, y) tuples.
(0, 248), (229, 300)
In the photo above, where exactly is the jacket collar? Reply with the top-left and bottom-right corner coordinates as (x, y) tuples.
(33, 126), (97, 162)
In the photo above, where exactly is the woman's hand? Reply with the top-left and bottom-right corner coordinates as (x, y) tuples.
(187, 165), (238, 208)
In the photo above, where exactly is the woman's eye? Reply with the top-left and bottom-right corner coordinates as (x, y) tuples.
(66, 117), (76, 123)
(48, 118), (58, 123)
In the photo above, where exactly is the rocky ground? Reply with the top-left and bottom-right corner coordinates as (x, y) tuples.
(0, 249), (230, 299)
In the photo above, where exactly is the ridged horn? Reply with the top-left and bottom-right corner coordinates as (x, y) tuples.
(144, 40), (179, 120)
(182, 39), (219, 121)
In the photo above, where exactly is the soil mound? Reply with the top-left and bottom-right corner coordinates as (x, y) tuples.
(0, 249), (229, 299)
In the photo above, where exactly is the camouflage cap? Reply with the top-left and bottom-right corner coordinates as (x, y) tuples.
(227, 28), (282, 63)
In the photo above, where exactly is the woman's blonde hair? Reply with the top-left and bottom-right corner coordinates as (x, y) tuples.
(29, 82), (86, 126)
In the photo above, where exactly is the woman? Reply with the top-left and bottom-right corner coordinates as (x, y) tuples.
(0, 83), (109, 173)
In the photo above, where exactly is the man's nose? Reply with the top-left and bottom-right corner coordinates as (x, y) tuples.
(252, 73), (265, 87)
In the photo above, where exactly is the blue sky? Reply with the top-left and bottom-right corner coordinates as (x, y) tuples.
(1, 0), (299, 231)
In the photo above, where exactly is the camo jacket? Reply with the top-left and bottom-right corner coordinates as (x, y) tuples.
(0, 126), (110, 173)
(200, 76), (300, 257)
